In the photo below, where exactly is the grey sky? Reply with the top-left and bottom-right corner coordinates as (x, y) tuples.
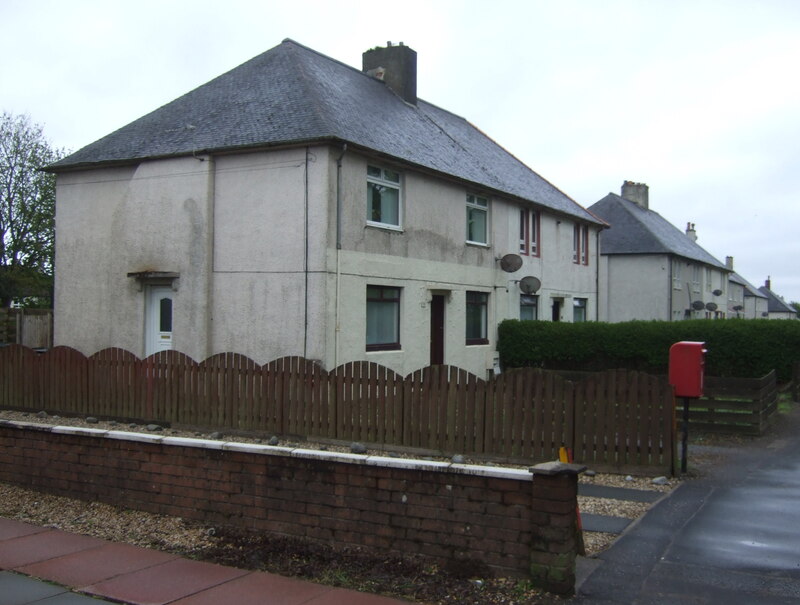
(3, 0), (798, 303)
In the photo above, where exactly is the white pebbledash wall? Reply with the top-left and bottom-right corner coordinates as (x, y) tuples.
(54, 145), (598, 378)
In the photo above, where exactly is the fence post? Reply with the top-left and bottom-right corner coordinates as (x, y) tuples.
(793, 361), (800, 404)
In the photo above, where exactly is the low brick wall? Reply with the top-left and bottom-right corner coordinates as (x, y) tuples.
(0, 420), (583, 595)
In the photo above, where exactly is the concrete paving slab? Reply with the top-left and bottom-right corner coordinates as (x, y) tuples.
(35, 591), (114, 604)
(82, 557), (250, 605)
(0, 571), (65, 605)
(0, 519), (49, 541)
(17, 541), (180, 587)
(580, 513), (631, 534)
(0, 530), (106, 570)
(169, 571), (332, 605)
(578, 483), (664, 502)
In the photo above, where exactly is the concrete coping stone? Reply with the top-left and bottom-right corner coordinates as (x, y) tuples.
(528, 461), (587, 476)
(1, 419), (536, 482)
(51, 426), (108, 437)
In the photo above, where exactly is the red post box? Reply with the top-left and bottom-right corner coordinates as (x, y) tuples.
(669, 341), (706, 398)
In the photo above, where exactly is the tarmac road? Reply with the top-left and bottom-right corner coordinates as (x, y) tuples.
(572, 403), (800, 604)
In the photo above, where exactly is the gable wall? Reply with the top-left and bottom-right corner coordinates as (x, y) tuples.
(54, 159), (214, 358)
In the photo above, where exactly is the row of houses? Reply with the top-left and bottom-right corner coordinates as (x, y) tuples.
(47, 40), (796, 378)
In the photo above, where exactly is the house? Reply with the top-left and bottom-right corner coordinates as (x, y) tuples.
(726, 259), (768, 319)
(758, 278), (797, 320)
(589, 181), (731, 322)
(47, 40), (604, 377)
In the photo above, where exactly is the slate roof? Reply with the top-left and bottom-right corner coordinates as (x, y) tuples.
(758, 285), (796, 314)
(48, 39), (600, 225)
(588, 193), (727, 269)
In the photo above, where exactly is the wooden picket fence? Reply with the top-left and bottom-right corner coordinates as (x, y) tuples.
(0, 345), (676, 473)
(686, 371), (778, 435)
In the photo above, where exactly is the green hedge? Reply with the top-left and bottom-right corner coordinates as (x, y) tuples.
(497, 319), (800, 382)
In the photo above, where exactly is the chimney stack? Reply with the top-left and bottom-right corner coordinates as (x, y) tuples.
(621, 181), (649, 209)
(766, 276), (772, 290)
(685, 222), (697, 242)
(363, 42), (417, 105)
(726, 256), (734, 270)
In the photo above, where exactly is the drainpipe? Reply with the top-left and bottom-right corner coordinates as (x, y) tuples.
(334, 143), (347, 368)
(205, 155), (216, 358)
(303, 147), (310, 358)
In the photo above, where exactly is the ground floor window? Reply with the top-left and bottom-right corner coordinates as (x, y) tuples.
(573, 298), (587, 322)
(466, 291), (489, 345)
(366, 285), (401, 351)
(520, 294), (539, 320)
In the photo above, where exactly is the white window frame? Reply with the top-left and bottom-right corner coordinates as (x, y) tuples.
(519, 208), (540, 256)
(367, 165), (402, 230)
(466, 194), (489, 245)
(672, 259), (683, 290)
(520, 294), (539, 320)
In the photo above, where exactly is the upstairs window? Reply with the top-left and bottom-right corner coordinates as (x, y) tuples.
(573, 223), (589, 265)
(672, 259), (683, 290)
(466, 194), (488, 244)
(367, 165), (401, 228)
(519, 208), (540, 256)
(705, 267), (712, 292)
(466, 291), (489, 345)
(691, 266), (701, 293)
(366, 286), (401, 351)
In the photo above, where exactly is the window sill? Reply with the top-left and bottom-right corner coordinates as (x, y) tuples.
(366, 221), (403, 233)
(466, 240), (490, 248)
(466, 339), (489, 346)
(366, 344), (402, 352)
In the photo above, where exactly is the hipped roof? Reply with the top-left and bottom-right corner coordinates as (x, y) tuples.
(49, 39), (600, 225)
(588, 193), (727, 269)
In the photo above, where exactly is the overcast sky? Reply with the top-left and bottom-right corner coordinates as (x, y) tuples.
(3, 0), (799, 303)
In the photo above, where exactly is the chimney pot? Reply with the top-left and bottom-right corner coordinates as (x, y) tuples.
(363, 43), (417, 105)
(685, 222), (697, 242)
(621, 181), (649, 209)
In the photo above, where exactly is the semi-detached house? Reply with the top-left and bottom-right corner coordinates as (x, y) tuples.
(48, 40), (604, 378)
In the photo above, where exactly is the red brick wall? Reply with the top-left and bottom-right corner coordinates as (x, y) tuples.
(0, 421), (581, 594)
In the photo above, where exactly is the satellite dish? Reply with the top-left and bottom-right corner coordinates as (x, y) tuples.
(705, 302), (718, 311)
(733, 305), (743, 311)
(518, 276), (541, 294)
(761, 312), (769, 317)
(691, 300), (705, 311)
(498, 253), (523, 273)
(712, 289), (723, 296)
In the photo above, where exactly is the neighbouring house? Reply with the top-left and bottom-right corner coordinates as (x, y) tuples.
(726, 258), (768, 319)
(47, 39), (604, 377)
(589, 181), (731, 322)
(758, 278), (797, 320)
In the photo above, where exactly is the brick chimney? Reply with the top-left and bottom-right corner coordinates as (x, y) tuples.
(685, 222), (697, 242)
(621, 181), (649, 209)
(765, 276), (772, 290)
(363, 42), (417, 105)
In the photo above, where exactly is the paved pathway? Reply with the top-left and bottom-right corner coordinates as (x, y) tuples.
(573, 407), (800, 604)
(0, 518), (409, 604)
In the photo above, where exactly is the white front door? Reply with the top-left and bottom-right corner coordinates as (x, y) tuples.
(145, 286), (174, 356)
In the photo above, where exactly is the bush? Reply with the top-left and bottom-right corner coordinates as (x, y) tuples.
(497, 319), (800, 381)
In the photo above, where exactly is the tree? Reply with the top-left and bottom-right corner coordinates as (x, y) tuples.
(0, 112), (65, 307)
(791, 301), (800, 319)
